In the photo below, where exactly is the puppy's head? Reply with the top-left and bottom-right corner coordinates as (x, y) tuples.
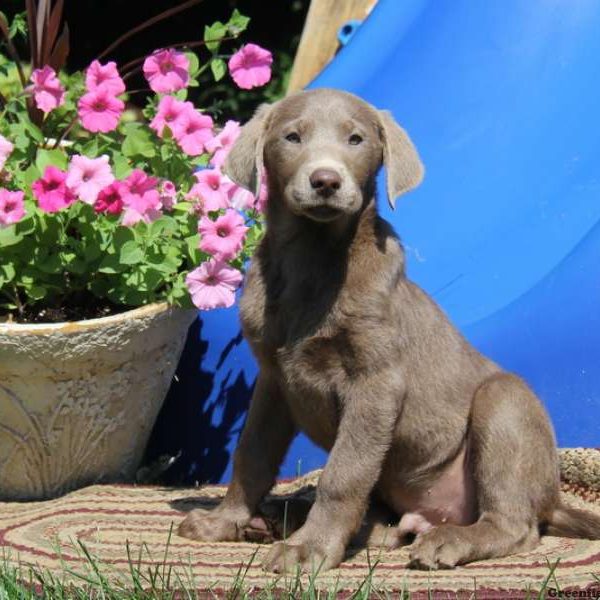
(224, 88), (423, 223)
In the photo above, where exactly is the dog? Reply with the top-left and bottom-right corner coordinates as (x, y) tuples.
(179, 88), (600, 572)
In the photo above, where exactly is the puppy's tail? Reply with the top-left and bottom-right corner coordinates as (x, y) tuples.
(543, 502), (600, 539)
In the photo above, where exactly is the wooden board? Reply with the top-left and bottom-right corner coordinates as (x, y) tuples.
(287, 0), (378, 94)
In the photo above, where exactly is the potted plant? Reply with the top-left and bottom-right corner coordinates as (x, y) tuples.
(0, 2), (270, 500)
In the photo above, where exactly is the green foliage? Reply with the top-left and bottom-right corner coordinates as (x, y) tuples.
(0, 8), (267, 322)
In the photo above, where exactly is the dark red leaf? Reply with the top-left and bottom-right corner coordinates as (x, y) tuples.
(49, 22), (69, 72)
(36, 0), (50, 66)
(25, 0), (38, 67)
(46, 0), (64, 60)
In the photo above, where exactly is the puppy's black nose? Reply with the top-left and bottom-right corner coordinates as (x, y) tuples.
(309, 169), (342, 197)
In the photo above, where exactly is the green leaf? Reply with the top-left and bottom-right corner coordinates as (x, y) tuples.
(149, 216), (178, 238)
(98, 253), (126, 274)
(185, 233), (201, 263)
(185, 51), (200, 77)
(227, 9), (250, 35)
(0, 226), (23, 247)
(27, 285), (48, 301)
(119, 240), (144, 265)
(210, 58), (227, 82)
(121, 123), (156, 158)
(1, 262), (16, 282)
(37, 254), (62, 274)
(112, 226), (135, 249)
(18, 164), (41, 188)
(173, 89), (188, 101)
(139, 266), (164, 291)
(22, 119), (44, 143)
(112, 152), (132, 179)
(80, 136), (99, 158)
(35, 148), (68, 173)
(204, 21), (227, 53)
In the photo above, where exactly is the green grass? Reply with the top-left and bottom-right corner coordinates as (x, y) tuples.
(0, 539), (590, 600)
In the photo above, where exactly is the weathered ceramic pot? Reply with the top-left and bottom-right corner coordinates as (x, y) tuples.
(0, 302), (196, 500)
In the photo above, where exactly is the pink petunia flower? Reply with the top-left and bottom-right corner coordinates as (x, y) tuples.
(0, 189), (26, 228)
(228, 174), (269, 213)
(171, 109), (214, 156)
(227, 184), (255, 211)
(66, 155), (115, 204)
(185, 259), (243, 310)
(187, 168), (234, 212)
(143, 48), (189, 94)
(206, 120), (241, 169)
(94, 182), (125, 215)
(85, 60), (126, 95)
(29, 66), (65, 113)
(78, 88), (125, 133)
(32, 166), (76, 213)
(0, 135), (13, 171)
(159, 180), (177, 210)
(228, 44), (273, 90)
(121, 191), (162, 226)
(123, 169), (158, 196)
(149, 95), (192, 138)
(199, 210), (248, 260)
(120, 170), (162, 226)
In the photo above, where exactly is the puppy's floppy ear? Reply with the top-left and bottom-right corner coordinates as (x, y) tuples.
(224, 103), (272, 196)
(378, 110), (424, 209)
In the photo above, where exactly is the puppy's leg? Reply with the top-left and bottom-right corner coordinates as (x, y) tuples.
(409, 373), (559, 569)
(179, 374), (296, 542)
(263, 372), (403, 573)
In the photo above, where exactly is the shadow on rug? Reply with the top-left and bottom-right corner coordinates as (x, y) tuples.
(0, 448), (599, 598)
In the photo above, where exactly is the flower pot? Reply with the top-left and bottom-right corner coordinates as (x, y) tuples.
(0, 302), (197, 500)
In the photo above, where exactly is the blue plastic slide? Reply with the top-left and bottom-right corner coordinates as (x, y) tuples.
(149, 0), (600, 484)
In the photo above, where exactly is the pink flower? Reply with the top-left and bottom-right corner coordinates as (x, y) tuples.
(187, 169), (233, 212)
(85, 60), (125, 95)
(0, 135), (13, 171)
(32, 166), (76, 213)
(121, 189), (162, 226)
(199, 210), (248, 260)
(120, 170), (162, 226)
(78, 88), (125, 133)
(228, 185), (255, 211)
(143, 48), (189, 94)
(94, 182), (124, 215)
(228, 44), (273, 90)
(149, 95), (191, 138)
(185, 259), (243, 310)
(123, 169), (158, 196)
(66, 155), (115, 204)
(171, 109), (214, 156)
(159, 180), (177, 210)
(0, 189), (25, 228)
(228, 174), (269, 213)
(29, 66), (65, 113)
(206, 120), (241, 168)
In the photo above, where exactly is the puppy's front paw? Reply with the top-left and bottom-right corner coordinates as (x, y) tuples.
(178, 509), (241, 542)
(262, 536), (344, 574)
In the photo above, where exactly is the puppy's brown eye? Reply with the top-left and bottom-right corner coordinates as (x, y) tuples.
(348, 134), (363, 145)
(285, 132), (301, 144)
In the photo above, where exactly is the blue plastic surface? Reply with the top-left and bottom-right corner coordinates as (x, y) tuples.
(149, 0), (600, 485)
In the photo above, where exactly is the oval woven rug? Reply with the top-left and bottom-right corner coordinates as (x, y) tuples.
(1, 448), (599, 598)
